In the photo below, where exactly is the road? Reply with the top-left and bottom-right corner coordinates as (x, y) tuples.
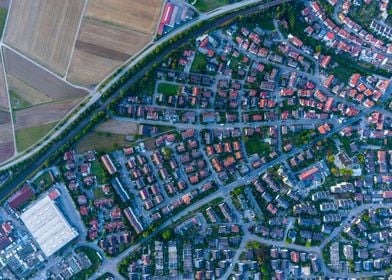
(0, 0), (295, 202)
(89, 107), (370, 279)
(0, 0), (293, 172)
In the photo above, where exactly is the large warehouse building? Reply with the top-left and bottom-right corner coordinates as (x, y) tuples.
(20, 194), (78, 257)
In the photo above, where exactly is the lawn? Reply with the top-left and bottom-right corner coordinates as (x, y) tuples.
(91, 160), (109, 185)
(193, 0), (237, 12)
(76, 131), (133, 153)
(33, 171), (53, 191)
(15, 121), (58, 152)
(157, 83), (179, 96)
(93, 187), (108, 199)
(190, 52), (207, 73)
(244, 137), (271, 157)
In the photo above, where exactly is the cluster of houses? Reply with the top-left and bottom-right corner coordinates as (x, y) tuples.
(47, 249), (93, 279)
(202, 128), (250, 183)
(231, 246), (323, 279)
(62, 150), (133, 255)
(122, 216), (243, 280)
(329, 207), (392, 273)
(0, 220), (45, 279)
(302, 0), (392, 70)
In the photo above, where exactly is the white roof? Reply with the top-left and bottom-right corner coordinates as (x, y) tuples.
(20, 195), (78, 257)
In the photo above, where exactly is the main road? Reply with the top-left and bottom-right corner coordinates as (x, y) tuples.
(0, 0), (294, 202)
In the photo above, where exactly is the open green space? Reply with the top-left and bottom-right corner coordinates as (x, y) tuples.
(16, 121), (58, 152)
(0, 8), (7, 37)
(33, 170), (53, 191)
(193, 0), (237, 13)
(244, 137), (271, 157)
(157, 83), (180, 96)
(190, 52), (207, 73)
(93, 186), (108, 198)
(288, 130), (315, 147)
(76, 131), (133, 154)
(91, 160), (109, 185)
(9, 90), (32, 110)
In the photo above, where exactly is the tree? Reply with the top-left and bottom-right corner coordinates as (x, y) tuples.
(327, 155), (335, 163)
(340, 168), (353, 177)
(162, 229), (173, 241)
(331, 167), (339, 177)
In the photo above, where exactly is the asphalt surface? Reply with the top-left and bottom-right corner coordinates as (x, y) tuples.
(0, 0), (294, 201)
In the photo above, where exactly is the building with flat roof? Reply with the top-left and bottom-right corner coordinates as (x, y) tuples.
(20, 194), (78, 257)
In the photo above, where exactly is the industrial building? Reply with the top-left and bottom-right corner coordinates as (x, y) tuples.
(20, 194), (78, 257)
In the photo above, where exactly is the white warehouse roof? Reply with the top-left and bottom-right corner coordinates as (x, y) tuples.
(20, 195), (78, 257)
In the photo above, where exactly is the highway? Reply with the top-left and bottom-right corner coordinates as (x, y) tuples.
(0, 0), (294, 202)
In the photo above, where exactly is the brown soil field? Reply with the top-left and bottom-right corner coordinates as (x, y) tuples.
(4, 0), (85, 75)
(0, 55), (8, 109)
(14, 98), (82, 130)
(95, 119), (139, 135)
(67, 49), (118, 86)
(67, 0), (163, 86)
(4, 48), (87, 100)
(0, 109), (10, 124)
(0, 111), (14, 162)
(86, 0), (162, 34)
(0, 0), (10, 9)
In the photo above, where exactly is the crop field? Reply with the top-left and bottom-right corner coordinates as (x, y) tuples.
(4, 48), (87, 101)
(95, 118), (139, 135)
(13, 99), (81, 131)
(67, 0), (163, 86)
(0, 0), (10, 9)
(4, 0), (85, 75)
(0, 109), (14, 162)
(0, 54), (8, 109)
(8, 75), (52, 109)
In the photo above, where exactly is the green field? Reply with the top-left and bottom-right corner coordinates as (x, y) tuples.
(9, 90), (31, 110)
(16, 121), (58, 152)
(244, 137), (271, 157)
(0, 8), (7, 37)
(93, 186), (108, 198)
(33, 171), (53, 191)
(91, 160), (109, 185)
(190, 52), (208, 73)
(157, 83), (180, 96)
(193, 0), (237, 12)
(76, 131), (133, 153)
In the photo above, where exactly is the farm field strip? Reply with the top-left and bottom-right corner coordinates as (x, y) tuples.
(66, 0), (163, 86)
(0, 47), (15, 162)
(4, 0), (86, 75)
